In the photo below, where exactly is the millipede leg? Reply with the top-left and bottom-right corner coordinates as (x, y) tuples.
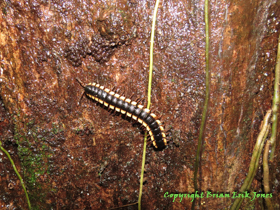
(129, 93), (135, 100)
(157, 114), (163, 120)
(76, 78), (85, 88)
(136, 98), (145, 104)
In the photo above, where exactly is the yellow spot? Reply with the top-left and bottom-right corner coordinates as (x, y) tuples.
(104, 102), (109, 107)
(152, 141), (157, 148)
(132, 115), (137, 120)
(159, 126), (164, 131)
(144, 108), (150, 113)
(138, 119), (143, 124)
(88, 95), (96, 100)
(109, 91), (115, 95)
(120, 96), (126, 101)
(115, 107), (120, 112)
(163, 136), (167, 142)
(151, 113), (157, 118)
(114, 94), (120, 98)
(100, 86), (104, 89)
(131, 101), (137, 106)
(121, 110), (126, 114)
(142, 122), (148, 128)
(96, 84), (100, 87)
(126, 113), (132, 117)
(150, 134), (157, 148)
(125, 98), (131, 103)
(98, 99), (104, 104)
(105, 88), (110, 93)
(109, 105), (115, 110)
(138, 105), (144, 109)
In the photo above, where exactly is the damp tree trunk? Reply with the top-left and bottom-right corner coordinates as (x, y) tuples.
(0, 0), (279, 209)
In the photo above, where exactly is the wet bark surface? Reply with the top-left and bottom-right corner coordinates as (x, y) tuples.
(0, 0), (279, 209)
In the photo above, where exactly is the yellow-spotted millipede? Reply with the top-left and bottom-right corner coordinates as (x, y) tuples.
(76, 78), (167, 149)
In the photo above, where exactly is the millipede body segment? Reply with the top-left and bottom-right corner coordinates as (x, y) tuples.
(77, 78), (167, 149)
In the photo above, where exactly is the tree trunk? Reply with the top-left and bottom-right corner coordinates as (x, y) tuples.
(0, 0), (279, 209)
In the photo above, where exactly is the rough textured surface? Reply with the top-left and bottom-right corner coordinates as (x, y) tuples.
(0, 0), (279, 209)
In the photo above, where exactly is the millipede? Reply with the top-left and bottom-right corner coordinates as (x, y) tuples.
(76, 78), (167, 149)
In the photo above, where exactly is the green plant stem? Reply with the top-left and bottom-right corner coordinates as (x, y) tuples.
(192, 0), (209, 209)
(263, 140), (273, 210)
(270, 33), (280, 161)
(138, 0), (160, 209)
(138, 133), (147, 210)
(147, 0), (160, 109)
(263, 141), (270, 193)
(230, 110), (271, 210)
(0, 141), (32, 210)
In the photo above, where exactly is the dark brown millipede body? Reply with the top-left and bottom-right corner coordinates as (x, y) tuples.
(76, 78), (167, 149)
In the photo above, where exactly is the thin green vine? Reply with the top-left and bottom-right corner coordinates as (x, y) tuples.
(269, 33), (280, 161)
(230, 110), (271, 210)
(192, 0), (210, 209)
(147, 0), (160, 108)
(138, 0), (160, 209)
(0, 141), (32, 210)
(263, 140), (273, 210)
